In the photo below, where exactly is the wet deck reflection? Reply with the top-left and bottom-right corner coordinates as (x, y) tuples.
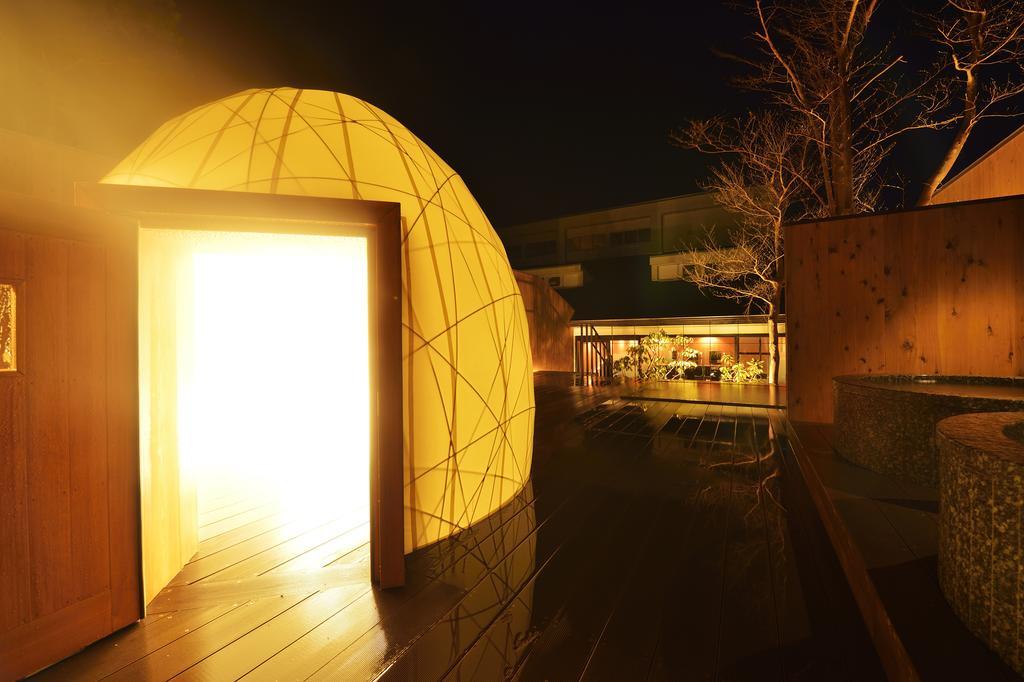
(390, 390), (882, 680)
(34, 386), (881, 681)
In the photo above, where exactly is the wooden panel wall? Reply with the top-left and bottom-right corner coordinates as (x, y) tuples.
(0, 196), (140, 679)
(514, 271), (575, 372)
(931, 125), (1024, 205)
(786, 196), (1024, 423)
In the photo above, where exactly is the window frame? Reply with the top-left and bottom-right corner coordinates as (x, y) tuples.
(0, 278), (23, 376)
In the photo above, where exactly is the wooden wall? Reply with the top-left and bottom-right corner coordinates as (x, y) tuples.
(931, 124), (1024, 205)
(0, 193), (141, 679)
(786, 195), (1024, 423)
(514, 271), (574, 373)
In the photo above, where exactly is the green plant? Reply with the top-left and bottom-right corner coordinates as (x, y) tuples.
(612, 331), (698, 382)
(718, 354), (766, 383)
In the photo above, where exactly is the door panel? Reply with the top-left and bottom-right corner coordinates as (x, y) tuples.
(138, 229), (198, 605)
(0, 201), (140, 680)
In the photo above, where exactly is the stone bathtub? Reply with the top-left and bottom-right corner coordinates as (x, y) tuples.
(938, 412), (1024, 676)
(832, 375), (1024, 487)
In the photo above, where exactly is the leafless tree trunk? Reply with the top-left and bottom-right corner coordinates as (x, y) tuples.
(672, 113), (820, 386)
(916, 1), (1024, 205)
(735, 0), (900, 216)
(766, 284), (781, 385)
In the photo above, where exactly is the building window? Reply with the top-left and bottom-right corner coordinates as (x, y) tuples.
(607, 227), (651, 248)
(1, 283), (16, 372)
(524, 240), (556, 258)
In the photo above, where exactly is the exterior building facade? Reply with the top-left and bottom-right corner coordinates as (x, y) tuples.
(500, 192), (787, 384)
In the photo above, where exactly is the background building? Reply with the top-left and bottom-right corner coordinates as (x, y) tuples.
(500, 192), (786, 383)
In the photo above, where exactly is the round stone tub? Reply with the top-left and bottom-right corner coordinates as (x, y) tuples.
(938, 412), (1024, 675)
(833, 375), (1024, 487)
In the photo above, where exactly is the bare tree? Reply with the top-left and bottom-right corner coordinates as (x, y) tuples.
(727, 0), (920, 216)
(916, 0), (1024, 205)
(671, 112), (821, 385)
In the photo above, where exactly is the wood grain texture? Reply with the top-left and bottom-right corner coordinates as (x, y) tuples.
(25, 235), (74, 619)
(514, 270), (575, 372)
(931, 124), (1024, 205)
(786, 196), (1024, 423)
(0, 198), (140, 680)
(34, 385), (882, 681)
(372, 204), (405, 588)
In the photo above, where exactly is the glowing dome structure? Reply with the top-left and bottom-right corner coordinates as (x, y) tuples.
(104, 87), (535, 552)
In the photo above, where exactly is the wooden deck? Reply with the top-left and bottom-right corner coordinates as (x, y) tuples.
(34, 385), (880, 681)
(789, 422), (1020, 681)
(621, 380), (787, 409)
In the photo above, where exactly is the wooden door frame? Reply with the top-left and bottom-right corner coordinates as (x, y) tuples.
(76, 183), (406, 591)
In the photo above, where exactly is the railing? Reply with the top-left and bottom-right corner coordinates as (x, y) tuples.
(574, 324), (613, 386)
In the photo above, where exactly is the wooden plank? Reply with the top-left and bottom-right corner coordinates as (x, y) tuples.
(32, 603), (240, 681)
(372, 204), (404, 588)
(172, 585), (367, 681)
(0, 229), (30, 635)
(199, 517), (370, 583)
(197, 501), (284, 542)
(103, 221), (142, 629)
(25, 235), (73, 619)
(0, 591), (111, 681)
(345, 490), (615, 682)
(247, 487), (591, 681)
(67, 241), (111, 602)
(714, 406), (784, 680)
(646, 404), (734, 679)
(171, 513), (358, 586)
(0, 375), (29, 634)
(198, 498), (275, 528)
(267, 524), (369, 573)
(190, 508), (297, 560)
(577, 492), (698, 679)
(931, 127), (1024, 204)
(505, 498), (662, 681)
(103, 594), (312, 682)
(776, 416), (918, 681)
(146, 560), (370, 614)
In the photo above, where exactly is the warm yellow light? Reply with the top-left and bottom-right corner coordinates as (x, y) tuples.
(0, 283), (15, 371)
(106, 88), (535, 553)
(180, 232), (369, 521)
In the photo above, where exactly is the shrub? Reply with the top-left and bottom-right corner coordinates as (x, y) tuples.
(718, 354), (766, 383)
(612, 331), (698, 382)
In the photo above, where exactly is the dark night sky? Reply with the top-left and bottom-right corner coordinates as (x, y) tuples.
(170, 1), (761, 226)
(10, 1), (1019, 228)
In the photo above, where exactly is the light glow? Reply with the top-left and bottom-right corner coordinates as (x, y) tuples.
(107, 88), (535, 553)
(148, 229), (372, 532)
(179, 231), (369, 524)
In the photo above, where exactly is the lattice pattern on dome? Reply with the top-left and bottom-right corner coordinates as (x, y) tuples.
(104, 87), (535, 552)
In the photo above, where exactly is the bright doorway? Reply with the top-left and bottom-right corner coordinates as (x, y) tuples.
(138, 228), (371, 604)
